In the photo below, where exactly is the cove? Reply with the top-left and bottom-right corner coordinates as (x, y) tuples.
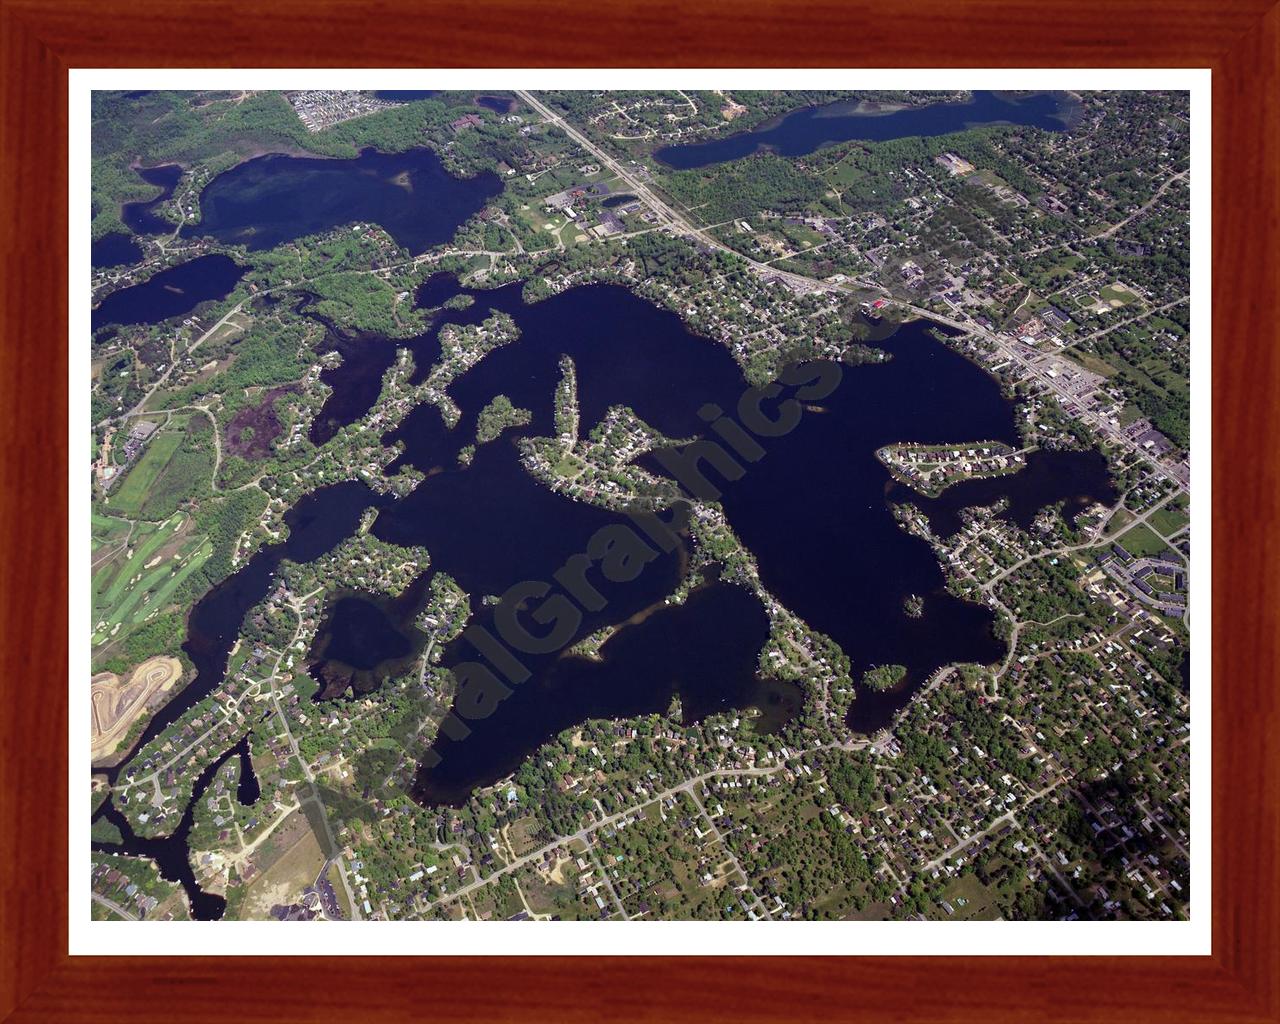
(415, 577), (795, 808)
(122, 163), (183, 235)
(235, 734), (261, 806)
(654, 90), (1077, 170)
(891, 446), (1118, 539)
(292, 292), (442, 446)
(180, 147), (502, 254)
(91, 254), (246, 332)
(93, 734), (251, 920)
(309, 574), (433, 699)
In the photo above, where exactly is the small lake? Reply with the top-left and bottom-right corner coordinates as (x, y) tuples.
(475, 95), (515, 114)
(655, 90), (1077, 169)
(91, 254), (246, 331)
(309, 576), (432, 699)
(92, 231), (143, 269)
(181, 147), (502, 254)
(374, 91), (441, 103)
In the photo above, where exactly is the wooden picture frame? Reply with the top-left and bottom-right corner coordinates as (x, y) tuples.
(2, 1), (1275, 1020)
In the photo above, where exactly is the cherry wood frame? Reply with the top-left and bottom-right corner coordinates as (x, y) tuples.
(2, 1), (1275, 1020)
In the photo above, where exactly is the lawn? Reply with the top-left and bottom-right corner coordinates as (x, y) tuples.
(1150, 499), (1190, 537)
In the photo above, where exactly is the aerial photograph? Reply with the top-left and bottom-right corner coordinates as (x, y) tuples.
(89, 87), (1191, 925)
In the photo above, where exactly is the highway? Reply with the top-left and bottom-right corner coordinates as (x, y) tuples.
(516, 90), (838, 295)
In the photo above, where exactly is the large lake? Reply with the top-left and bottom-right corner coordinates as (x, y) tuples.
(180, 147), (502, 253)
(311, 277), (1111, 798)
(107, 279), (1113, 811)
(655, 90), (1076, 169)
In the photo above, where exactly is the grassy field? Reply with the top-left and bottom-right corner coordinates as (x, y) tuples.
(507, 815), (545, 858)
(1098, 282), (1140, 308)
(1106, 508), (1134, 533)
(1117, 523), (1170, 559)
(106, 415), (215, 521)
(1067, 350), (1119, 378)
(91, 511), (132, 557)
(106, 431), (184, 517)
(1150, 500), (1190, 538)
(931, 871), (1005, 921)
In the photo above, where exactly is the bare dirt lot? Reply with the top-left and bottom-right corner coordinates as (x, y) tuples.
(235, 810), (327, 920)
(90, 655), (182, 763)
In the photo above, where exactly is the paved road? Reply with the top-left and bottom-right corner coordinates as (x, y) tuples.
(516, 91), (838, 296)
(108, 302), (244, 428)
(92, 893), (138, 920)
(422, 762), (790, 913)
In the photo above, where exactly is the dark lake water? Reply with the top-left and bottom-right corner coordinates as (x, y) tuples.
(416, 577), (795, 807)
(475, 95), (514, 114)
(235, 734), (261, 806)
(374, 90), (441, 103)
(289, 277), (1114, 790)
(181, 147), (502, 254)
(632, 320), (1029, 736)
(109, 276), (1113, 822)
(121, 163), (183, 235)
(91, 254), (246, 331)
(291, 292), (442, 446)
(92, 231), (143, 269)
(655, 90), (1076, 169)
(309, 575), (432, 699)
